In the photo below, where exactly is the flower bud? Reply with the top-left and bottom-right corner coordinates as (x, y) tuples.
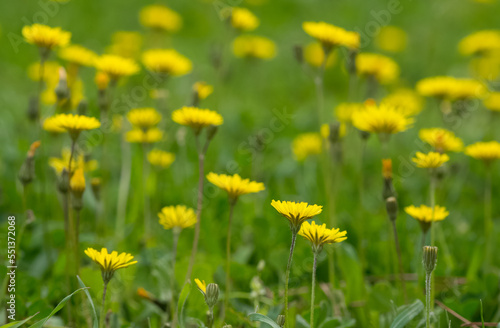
(385, 197), (398, 222)
(58, 168), (70, 194)
(70, 168), (86, 210)
(423, 246), (438, 274)
(345, 48), (358, 75)
(293, 44), (303, 64)
(18, 141), (41, 186)
(77, 100), (88, 115)
(91, 177), (101, 201)
(27, 96), (40, 122)
(95, 72), (110, 91)
(277, 315), (286, 327)
(206, 125), (219, 141)
(55, 67), (69, 102)
(205, 283), (219, 309)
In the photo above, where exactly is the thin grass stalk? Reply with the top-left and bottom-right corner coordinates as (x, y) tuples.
(313, 51), (329, 127)
(116, 133), (132, 240)
(358, 138), (367, 271)
(284, 231), (298, 328)
(224, 199), (237, 319)
(99, 282), (109, 328)
(484, 164), (493, 271)
(171, 228), (180, 327)
(310, 252), (318, 328)
(142, 142), (151, 239)
(429, 173), (436, 312)
(390, 219), (407, 303)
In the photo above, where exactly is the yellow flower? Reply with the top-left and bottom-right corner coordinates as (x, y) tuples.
(59, 45), (97, 67)
(140, 4), (182, 33)
(416, 76), (486, 100)
(195, 278), (207, 294)
(108, 31), (143, 59)
(382, 159), (392, 179)
(148, 149), (175, 168)
(172, 106), (223, 132)
(465, 141), (500, 162)
(381, 89), (423, 117)
(447, 78), (487, 100)
(271, 200), (323, 232)
(193, 82), (214, 100)
(458, 30), (500, 56)
(416, 76), (457, 99)
(47, 114), (101, 140)
(28, 61), (60, 85)
(298, 221), (347, 252)
(405, 205), (449, 232)
(49, 148), (98, 175)
(484, 92), (500, 111)
(85, 247), (137, 283)
(95, 72), (110, 90)
(70, 168), (86, 193)
(352, 102), (413, 134)
(292, 133), (322, 161)
(142, 49), (192, 76)
(126, 108), (161, 130)
(94, 54), (140, 80)
(334, 102), (364, 123)
(207, 173), (265, 199)
(375, 26), (407, 53)
(22, 24), (71, 49)
(412, 151), (450, 169)
(231, 7), (259, 31)
(43, 116), (66, 133)
(232, 35), (277, 59)
(470, 54), (500, 81)
(356, 53), (399, 84)
(302, 21), (359, 49)
(158, 205), (197, 230)
(419, 128), (463, 153)
(125, 128), (163, 143)
(303, 42), (336, 68)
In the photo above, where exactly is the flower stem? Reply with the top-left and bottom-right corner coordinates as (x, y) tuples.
(484, 165), (493, 272)
(116, 133), (132, 240)
(310, 252), (318, 328)
(391, 219), (407, 303)
(171, 229), (180, 327)
(314, 54), (328, 127)
(425, 271), (432, 328)
(284, 232), (298, 328)
(142, 142), (151, 240)
(99, 282), (109, 328)
(429, 174), (436, 246)
(223, 199), (237, 320)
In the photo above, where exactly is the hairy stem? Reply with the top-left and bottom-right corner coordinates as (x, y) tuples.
(391, 220), (407, 303)
(99, 282), (109, 328)
(310, 252), (318, 328)
(284, 232), (298, 328)
(171, 229), (180, 327)
(425, 271), (432, 328)
(223, 199), (237, 320)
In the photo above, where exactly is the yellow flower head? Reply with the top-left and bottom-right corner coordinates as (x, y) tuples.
(465, 141), (500, 162)
(356, 53), (399, 84)
(59, 45), (97, 67)
(49, 148), (98, 175)
(302, 21), (359, 49)
(412, 151), (450, 169)
(419, 128), (463, 153)
(142, 49), (192, 76)
(172, 106), (223, 132)
(125, 128), (163, 143)
(352, 101), (413, 134)
(95, 72), (110, 90)
(195, 278), (207, 294)
(382, 158), (392, 179)
(108, 31), (143, 59)
(148, 149), (175, 168)
(22, 24), (71, 49)
(231, 7), (259, 31)
(47, 114), (101, 140)
(416, 76), (486, 100)
(334, 102), (364, 123)
(94, 54), (140, 80)
(158, 205), (197, 230)
(299, 221), (347, 252)
(292, 133), (322, 161)
(405, 205), (449, 232)
(271, 200), (323, 232)
(28, 61), (60, 85)
(85, 247), (137, 283)
(303, 42), (336, 68)
(207, 173), (265, 199)
(447, 78), (487, 100)
(70, 168), (86, 194)
(233, 35), (277, 60)
(193, 82), (214, 100)
(43, 116), (66, 134)
(416, 76), (457, 99)
(127, 108), (161, 130)
(484, 92), (500, 111)
(140, 4), (182, 33)
(381, 89), (423, 117)
(375, 26), (407, 53)
(458, 30), (500, 56)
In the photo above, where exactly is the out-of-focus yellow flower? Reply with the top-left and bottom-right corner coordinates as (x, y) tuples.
(137, 287), (154, 300)
(195, 278), (207, 294)
(172, 106), (223, 132)
(22, 24), (70, 49)
(108, 31), (143, 59)
(458, 30), (500, 56)
(125, 128), (163, 143)
(419, 128), (463, 153)
(320, 123), (346, 139)
(140, 4), (182, 33)
(375, 26), (407, 53)
(416, 76), (487, 100)
(85, 247), (137, 283)
(382, 159), (392, 179)
(127, 108), (161, 130)
(352, 102), (413, 134)
(299, 221), (347, 252)
(59, 45), (97, 67)
(70, 168), (86, 193)
(405, 205), (449, 232)
(193, 82), (213, 100)
(158, 205), (197, 230)
(231, 7), (259, 31)
(334, 102), (364, 123)
(412, 151), (450, 168)
(28, 61), (59, 84)
(381, 89), (423, 116)
(416, 76), (456, 99)
(207, 173), (265, 199)
(484, 92), (500, 111)
(356, 53), (399, 84)
(470, 54), (500, 81)
(43, 116), (66, 133)
(95, 72), (110, 90)
(271, 200), (323, 232)
(447, 78), (487, 100)
(232, 35), (276, 59)
(303, 42), (336, 68)
(465, 141), (500, 162)
(148, 149), (175, 168)
(49, 148), (98, 174)
(292, 133), (322, 161)
(302, 21), (359, 49)
(94, 54), (140, 80)
(46, 114), (100, 140)
(142, 49), (192, 76)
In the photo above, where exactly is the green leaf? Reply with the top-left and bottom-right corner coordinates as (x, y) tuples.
(77, 275), (98, 328)
(248, 313), (281, 328)
(28, 287), (87, 328)
(390, 299), (424, 328)
(0, 313), (39, 328)
(295, 314), (310, 328)
(177, 281), (192, 328)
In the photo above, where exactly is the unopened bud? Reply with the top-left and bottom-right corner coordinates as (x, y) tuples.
(27, 96), (39, 122)
(385, 197), (398, 222)
(293, 45), (303, 64)
(77, 100), (88, 115)
(277, 315), (286, 327)
(91, 178), (101, 201)
(58, 168), (70, 194)
(423, 246), (438, 274)
(18, 156), (35, 186)
(206, 125), (218, 141)
(55, 67), (69, 102)
(346, 48), (358, 75)
(205, 283), (219, 309)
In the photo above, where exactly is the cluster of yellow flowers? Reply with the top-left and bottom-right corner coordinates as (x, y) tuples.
(416, 76), (487, 101)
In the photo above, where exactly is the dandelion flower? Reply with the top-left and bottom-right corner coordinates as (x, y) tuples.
(375, 26), (407, 53)
(302, 21), (359, 49)
(207, 173), (265, 200)
(292, 133), (322, 161)
(59, 44), (97, 67)
(405, 205), (449, 232)
(193, 81), (214, 100)
(108, 31), (143, 59)
(172, 106), (223, 132)
(231, 7), (259, 31)
(95, 71), (110, 90)
(299, 221), (347, 252)
(43, 116), (66, 133)
(416, 76), (486, 100)
(125, 128), (163, 143)
(148, 149), (175, 168)
(142, 49), (192, 76)
(419, 128), (463, 152)
(303, 42), (336, 68)
(483, 92), (500, 111)
(232, 35), (277, 59)
(412, 151), (450, 168)
(85, 247), (137, 282)
(334, 102), (364, 123)
(126, 108), (162, 130)
(158, 205), (197, 230)
(465, 141), (500, 162)
(47, 113), (100, 140)
(49, 149), (98, 174)
(70, 168), (86, 193)
(94, 54), (140, 80)
(352, 102), (413, 134)
(447, 78), (487, 100)
(356, 53), (399, 84)
(140, 4), (182, 33)
(195, 278), (207, 294)
(381, 89), (423, 117)
(458, 30), (500, 56)
(416, 76), (457, 99)
(271, 200), (322, 232)
(22, 24), (70, 49)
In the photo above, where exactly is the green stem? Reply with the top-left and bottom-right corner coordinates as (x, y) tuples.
(74, 209), (81, 275)
(358, 138), (367, 271)
(284, 232), (298, 328)
(224, 199), (237, 319)
(116, 133), (132, 240)
(391, 220), (407, 303)
(425, 271), (431, 328)
(142, 142), (151, 239)
(99, 282), (109, 328)
(314, 53), (328, 127)
(310, 252), (318, 328)
(171, 229), (180, 327)
(429, 174), (436, 246)
(484, 164), (493, 272)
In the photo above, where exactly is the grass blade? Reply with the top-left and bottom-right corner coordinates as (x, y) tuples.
(77, 275), (98, 328)
(390, 299), (424, 328)
(177, 281), (192, 328)
(248, 313), (281, 328)
(0, 313), (39, 328)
